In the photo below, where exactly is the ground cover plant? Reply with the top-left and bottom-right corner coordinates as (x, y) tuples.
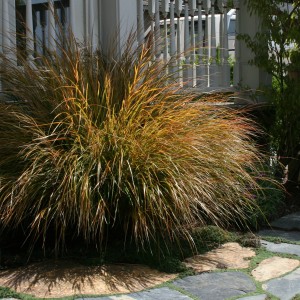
(0, 32), (271, 256)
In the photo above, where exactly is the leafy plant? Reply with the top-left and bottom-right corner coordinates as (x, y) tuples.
(246, 162), (285, 229)
(228, 55), (235, 85)
(289, 48), (300, 71)
(191, 225), (235, 250)
(0, 31), (268, 254)
(83, 225), (238, 273)
(239, 1), (300, 184)
(0, 286), (21, 299)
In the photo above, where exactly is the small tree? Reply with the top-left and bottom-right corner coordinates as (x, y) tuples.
(239, 0), (300, 183)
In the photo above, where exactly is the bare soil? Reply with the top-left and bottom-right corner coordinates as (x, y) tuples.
(0, 259), (176, 298)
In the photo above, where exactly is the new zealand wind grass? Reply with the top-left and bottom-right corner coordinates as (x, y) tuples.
(0, 34), (267, 253)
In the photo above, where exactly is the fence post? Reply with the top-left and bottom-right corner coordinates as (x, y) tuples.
(101, 0), (137, 56)
(2, 0), (10, 56)
(196, 0), (208, 87)
(175, 0), (183, 85)
(217, 0), (230, 87)
(161, 0), (170, 63)
(209, 0), (217, 87)
(26, 0), (34, 60)
(137, 0), (145, 48)
(169, 0), (177, 74)
(203, 0), (211, 87)
(48, 0), (56, 52)
(154, 0), (162, 61)
(189, 0), (196, 86)
(233, 0), (240, 86)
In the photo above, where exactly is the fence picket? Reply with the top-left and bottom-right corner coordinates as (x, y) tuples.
(6, 0), (239, 91)
(137, 0), (145, 47)
(233, 0), (240, 85)
(175, 0), (183, 85)
(26, 0), (34, 60)
(48, 0), (56, 51)
(161, 0), (170, 62)
(222, 0), (231, 86)
(2, 0), (10, 55)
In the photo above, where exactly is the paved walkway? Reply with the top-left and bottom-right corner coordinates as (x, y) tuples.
(3, 212), (300, 300)
(75, 212), (300, 300)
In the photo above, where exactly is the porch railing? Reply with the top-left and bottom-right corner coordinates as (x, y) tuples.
(1, 0), (241, 91)
(16, 0), (70, 59)
(138, 0), (241, 89)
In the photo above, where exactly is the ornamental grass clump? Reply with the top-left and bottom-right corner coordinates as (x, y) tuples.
(0, 35), (265, 253)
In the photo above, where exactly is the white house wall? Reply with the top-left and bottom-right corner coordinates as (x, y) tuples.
(0, 0), (16, 57)
(238, 2), (271, 90)
(100, 0), (137, 55)
(119, 0), (138, 50)
(70, 0), (85, 42)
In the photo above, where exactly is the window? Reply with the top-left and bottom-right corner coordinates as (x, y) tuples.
(228, 19), (236, 36)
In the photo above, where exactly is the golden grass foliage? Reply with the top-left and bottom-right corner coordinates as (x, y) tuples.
(0, 36), (264, 252)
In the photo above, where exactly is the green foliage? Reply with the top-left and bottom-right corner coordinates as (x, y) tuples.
(254, 182), (284, 226)
(157, 257), (187, 273)
(0, 286), (21, 299)
(239, 0), (300, 93)
(0, 32), (267, 254)
(85, 225), (238, 273)
(245, 162), (285, 229)
(191, 225), (235, 250)
(240, 0), (300, 182)
(271, 80), (300, 160)
(228, 55), (235, 85)
(289, 49), (300, 71)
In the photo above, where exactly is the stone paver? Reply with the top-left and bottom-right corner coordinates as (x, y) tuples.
(270, 211), (300, 230)
(259, 229), (300, 242)
(184, 242), (255, 272)
(67, 213), (300, 300)
(117, 288), (193, 299)
(251, 256), (300, 281)
(172, 271), (256, 300)
(263, 267), (300, 300)
(76, 288), (193, 300)
(6, 212), (300, 300)
(76, 296), (105, 299)
(262, 240), (300, 256)
(236, 295), (267, 300)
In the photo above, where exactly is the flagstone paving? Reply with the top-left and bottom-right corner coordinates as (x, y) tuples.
(183, 242), (255, 272)
(77, 213), (300, 300)
(259, 228), (300, 241)
(172, 272), (256, 300)
(251, 256), (299, 282)
(76, 288), (193, 300)
(261, 240), (300, 256)
(2, 212), (300, 300)
(270, 211), (300, 230)
(263, 268), (300, 300)
(236, 295), (267, 300)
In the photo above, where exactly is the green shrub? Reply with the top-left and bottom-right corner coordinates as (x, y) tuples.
(0, 286), (21, 299)
(0, 34), (268, 254)
(241, 160), (285, 230)
(191, 225), (235, 250)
